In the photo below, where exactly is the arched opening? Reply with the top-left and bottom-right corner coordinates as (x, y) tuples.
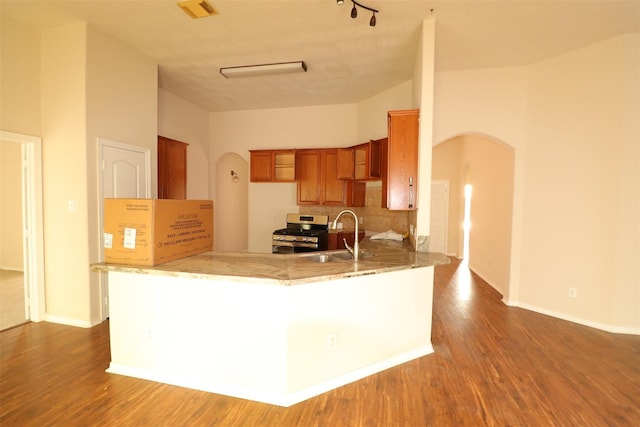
(214, 152), (249, 252)
(432, 133), (515, 297)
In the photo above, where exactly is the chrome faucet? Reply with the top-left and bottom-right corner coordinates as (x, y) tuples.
(332, 209), (360, 261)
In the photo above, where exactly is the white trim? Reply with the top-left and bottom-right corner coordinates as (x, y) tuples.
(97, 138), (151, 321)
(503, 300), (640, 335)
(0, 130), (45, 323)
(43, 314), (94, 329)
(466, 259), (640, 336)
(108, 345), (434, 407)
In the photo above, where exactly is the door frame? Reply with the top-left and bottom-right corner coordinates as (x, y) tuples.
(98, 138), (151, 320)
(0, 130), (46, 323)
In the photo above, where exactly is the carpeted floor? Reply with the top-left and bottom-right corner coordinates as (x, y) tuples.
(0, 269), (27, 331)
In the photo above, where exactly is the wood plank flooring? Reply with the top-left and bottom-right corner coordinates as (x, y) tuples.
(1, 258), (639, 426)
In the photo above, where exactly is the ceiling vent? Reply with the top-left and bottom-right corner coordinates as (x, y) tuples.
(177, 0), (217, 19)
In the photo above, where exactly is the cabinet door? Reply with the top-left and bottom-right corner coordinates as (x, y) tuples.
(321, 150), (346, 205)
(158, 136), (187, 199)
(383, 110), (419, 210)
(368, 138), (384, 179)
(346, 180), (366, 207)
(296, 150), (321, 205)
(354, 143), (368, 180)
(250, 151), (273, 182)
(337, 148), (354, 180)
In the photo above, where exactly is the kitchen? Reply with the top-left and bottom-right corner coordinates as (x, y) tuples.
(1, 0), (637, 375)
(95, 104), (446, 405)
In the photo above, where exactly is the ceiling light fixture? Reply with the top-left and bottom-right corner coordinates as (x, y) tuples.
(220, 61), (308, 79)
(177, 0), (217, 19)
(338, 0), (379, 27)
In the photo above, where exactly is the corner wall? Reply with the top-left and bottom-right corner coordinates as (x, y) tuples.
(519, 33), (639, 332)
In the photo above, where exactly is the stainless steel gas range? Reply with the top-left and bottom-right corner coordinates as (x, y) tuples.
(272, 214), (329, 254)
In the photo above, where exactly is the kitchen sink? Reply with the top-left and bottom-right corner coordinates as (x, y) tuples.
(303, 251), (375, 263)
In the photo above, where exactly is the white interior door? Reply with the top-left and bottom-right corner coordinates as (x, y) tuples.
(99, 139), (150, 319)
(430, 180), (449, 254)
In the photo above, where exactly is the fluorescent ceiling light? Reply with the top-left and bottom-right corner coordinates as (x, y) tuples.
(220, 61), (308, 78)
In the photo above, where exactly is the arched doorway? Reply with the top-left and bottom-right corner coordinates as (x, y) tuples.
(432, 133), (515, 297)
(214, 153), (248, 252)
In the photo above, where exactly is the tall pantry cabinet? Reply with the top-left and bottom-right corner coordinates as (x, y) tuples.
(382, 109), (419, 210)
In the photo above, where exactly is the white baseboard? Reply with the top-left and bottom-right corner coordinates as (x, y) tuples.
(503, 299), (640, 335)
(464, 265), (639, 336)
(108, 345), (434, 407)
(43, 314), (93, 329)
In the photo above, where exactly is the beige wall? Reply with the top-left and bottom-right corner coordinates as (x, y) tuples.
(357, 80), (413, 142)
(158, 89), (209, 200)
(434, 33), (639, 332)
(3, 18), (158, 326)
(0, 15), (41, 136)
(86, 25), (158, 324)
(0, 141), (23, 270)
(520, 34), (639, 331)
(41, 23), (91, 324)
(210, 104), (359, 252)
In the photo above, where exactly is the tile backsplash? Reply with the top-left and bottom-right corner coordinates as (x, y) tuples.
(299, 183), (410, 235)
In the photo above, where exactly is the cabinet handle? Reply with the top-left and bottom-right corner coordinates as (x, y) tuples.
(409, 176), (414, 209)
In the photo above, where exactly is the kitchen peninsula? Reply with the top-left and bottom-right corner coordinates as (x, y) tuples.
(93, 238), (449, 407)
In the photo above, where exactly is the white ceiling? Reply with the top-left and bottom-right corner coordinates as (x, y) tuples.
(1, 0), (638, 112)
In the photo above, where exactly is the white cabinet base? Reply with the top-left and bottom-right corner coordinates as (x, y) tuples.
(106, 267), (435, 407)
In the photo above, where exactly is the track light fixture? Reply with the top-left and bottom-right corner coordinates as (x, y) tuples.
(338, 0), (379, 27)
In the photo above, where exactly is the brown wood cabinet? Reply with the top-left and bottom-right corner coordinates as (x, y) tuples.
(337, 139), (383, 181)
(250, 149), (296, 182)
(337, 148), (355, 180)
(382, 110), (419, 210)
(327, 230), (365, 250)
(320, 149), (346, 205)
(295, 149), (322, 204)
(296, 149), (364, 207)
(158, 136), (187, 199)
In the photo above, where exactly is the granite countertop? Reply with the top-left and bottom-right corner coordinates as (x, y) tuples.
(92, 237), (450, 286)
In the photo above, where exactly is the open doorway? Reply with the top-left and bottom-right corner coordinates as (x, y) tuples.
(432, 134), (514, 297)
(0, 140), (26, 329)
(0, 131), (45, 330)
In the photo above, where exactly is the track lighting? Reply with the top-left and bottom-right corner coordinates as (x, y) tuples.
(339, 0), (379, 26)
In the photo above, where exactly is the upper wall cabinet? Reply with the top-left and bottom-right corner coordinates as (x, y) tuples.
(337, 139), (384, 181)
(158, 136), (187, 199)
(296, 149), (364, 207)
(382, 109), (419, 210)
(250, 149), (296, 182)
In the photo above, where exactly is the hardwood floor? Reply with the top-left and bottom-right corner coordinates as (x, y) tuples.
(1, 258), (639, 426)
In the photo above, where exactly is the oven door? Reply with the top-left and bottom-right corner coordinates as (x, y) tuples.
(272, 242), (320, 254)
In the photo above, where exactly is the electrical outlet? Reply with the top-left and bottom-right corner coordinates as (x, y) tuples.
(568, 288), (577, 298)
(326, 333), (337, 350)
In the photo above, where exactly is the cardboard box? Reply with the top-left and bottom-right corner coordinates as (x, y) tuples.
(103, 199), (213, 266)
